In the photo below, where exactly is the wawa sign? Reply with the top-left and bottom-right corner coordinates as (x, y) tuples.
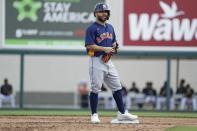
(124, 0), (197, 47)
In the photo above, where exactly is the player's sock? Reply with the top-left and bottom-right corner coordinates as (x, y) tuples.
(113, 89), (125, 114)
(90, 92), (98, 115)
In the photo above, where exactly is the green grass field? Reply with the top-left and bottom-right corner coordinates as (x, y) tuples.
(165, 126), (197, 131)
(0, 109), (196, 131)
(0, 109), (196, 118)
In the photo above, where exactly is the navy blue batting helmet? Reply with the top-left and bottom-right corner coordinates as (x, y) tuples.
(94, 3), (110, 17)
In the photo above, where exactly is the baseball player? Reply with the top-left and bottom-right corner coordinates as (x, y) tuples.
(85, 3), (138, 123)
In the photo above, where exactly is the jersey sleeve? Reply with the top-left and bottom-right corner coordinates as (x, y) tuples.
(85, 27), (95, 46)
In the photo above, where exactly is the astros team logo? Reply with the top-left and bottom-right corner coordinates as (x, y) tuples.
(13, 0), (42, 22)
(102, 4), (107, 10)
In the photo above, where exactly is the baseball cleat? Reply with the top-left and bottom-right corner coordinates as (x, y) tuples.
(91, 113), (100, 124)
(117, 111), (138, 121)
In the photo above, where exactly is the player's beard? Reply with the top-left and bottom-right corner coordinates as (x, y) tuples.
(97, 15), (109, 23)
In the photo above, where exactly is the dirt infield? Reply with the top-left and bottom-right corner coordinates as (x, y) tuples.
(0, 116), (196, 131)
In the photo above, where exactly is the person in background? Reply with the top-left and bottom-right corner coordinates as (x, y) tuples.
(142, 82), (157, 109)
(175, 79), (187, 109)
(128, 82), (144, 109)
(156, 81), (175, 110)
(129, 82), (139, 93)
(180, 84), (196, 111)
(176, 79), (186, 94)
(78, 80), (89, 108)
(121, 83), (130, 110)
(100, 84), (116, 110)
(0, 78), (16, 108)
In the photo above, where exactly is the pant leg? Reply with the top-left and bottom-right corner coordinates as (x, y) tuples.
(111, 98), (116, 109)
(104, 62), (122, 92)
(170, 97), (175, 111)
(151, 96), (156, 108)
(135, 94), (144, 109)
(192, 98), (197, 111)
(89, 57), (106, 114)
(180, 97), (186, 111)
(151, 96), (156, 103)
(156, 97), (161, 110)
(105, 96), (110, 109)
(0, 95), (3, 108)
(89, 67), (105, 94)
(89, 57), (106, 94)
(104, 61), (125, 113)
(145, 96), (152, 103)
(156, 97), (165, 110)
(125, 95), (131, 110)
(10, 95), (16, 108)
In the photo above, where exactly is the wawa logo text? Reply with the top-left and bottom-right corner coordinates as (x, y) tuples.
(124, 0), (197, 46)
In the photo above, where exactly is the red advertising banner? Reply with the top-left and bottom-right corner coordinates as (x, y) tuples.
(124, 0), (197, 46)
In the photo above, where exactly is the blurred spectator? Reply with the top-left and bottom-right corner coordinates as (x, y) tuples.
(180, 84), (196, 111)
(156, 81), (175, 110)
(174, 79), (187, 109)
(121, 83), (130, 109)
(78, 80), (89, 108)
(176, 79), (186, 94)
(121, 84), (128, 96)
(142, 82), (157, 108)
(128, 82), (144, 109)
(129, 82), (139, 93)
(0, 78), (16, 108)
(99, 84), (115, 109)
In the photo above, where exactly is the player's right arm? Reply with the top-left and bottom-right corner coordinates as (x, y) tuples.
(86, 44), (115, 54)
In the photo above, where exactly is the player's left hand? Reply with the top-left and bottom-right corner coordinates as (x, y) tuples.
(112, 42), (119, 54)
(102, 42), (119, 63)
(112, 42), (118, 48)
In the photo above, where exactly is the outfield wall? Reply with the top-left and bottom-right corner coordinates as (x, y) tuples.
(1, 55), (197, 94)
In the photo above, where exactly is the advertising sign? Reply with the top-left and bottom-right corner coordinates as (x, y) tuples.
(124, 0), (197, 47)
(4, 0), (104, 49)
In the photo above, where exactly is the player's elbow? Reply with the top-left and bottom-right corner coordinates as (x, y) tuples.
(86, 44), (95, 50)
